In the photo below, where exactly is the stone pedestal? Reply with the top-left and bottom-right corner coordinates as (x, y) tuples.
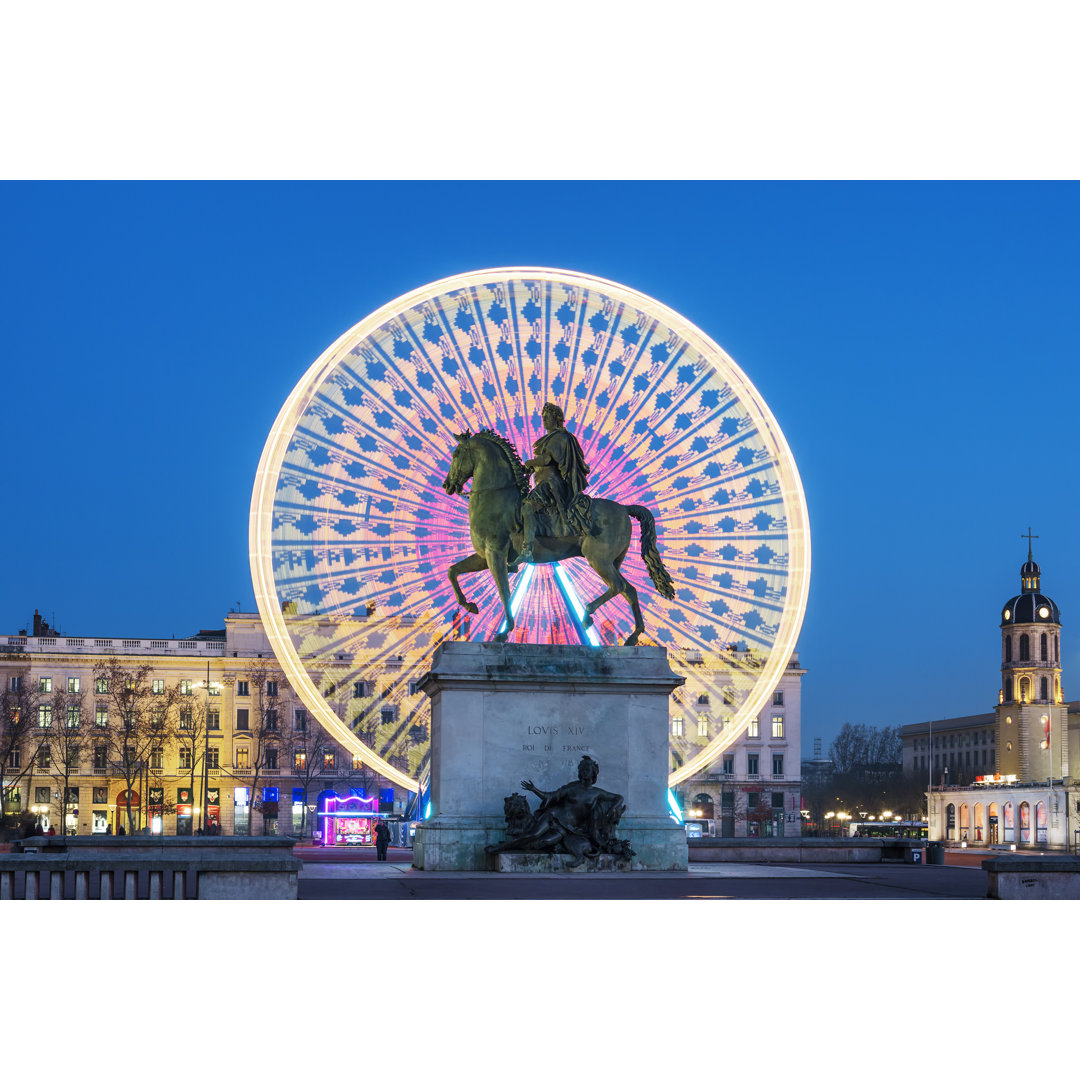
(412, 642), (687, 872)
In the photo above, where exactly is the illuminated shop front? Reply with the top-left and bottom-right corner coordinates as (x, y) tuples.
(176, 786), (194, 835)
(148, 787), (164, 835)
(317, 791), (384, 845)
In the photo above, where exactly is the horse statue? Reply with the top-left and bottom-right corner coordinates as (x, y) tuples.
(442, 428), (676, 645)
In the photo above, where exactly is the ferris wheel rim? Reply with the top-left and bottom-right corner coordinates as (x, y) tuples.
(250, 267), (811, 791)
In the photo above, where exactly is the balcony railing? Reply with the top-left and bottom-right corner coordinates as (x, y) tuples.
(7, 634), (227, 657)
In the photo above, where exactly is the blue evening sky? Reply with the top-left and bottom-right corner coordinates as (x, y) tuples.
(3, 181), (1077, 754)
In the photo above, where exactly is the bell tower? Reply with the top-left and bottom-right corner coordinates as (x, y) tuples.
(994, 530), (1067, 782)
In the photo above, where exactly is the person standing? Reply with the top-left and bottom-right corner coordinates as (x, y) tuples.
(374, 818), (390, 861)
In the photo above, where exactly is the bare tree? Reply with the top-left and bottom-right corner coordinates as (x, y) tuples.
(176, 694), (207, 833)
(47, 682), (88, 834)
(0, 669), (44, 830)
(225, 661), (287, 835)
(288, 706), (334, 838)
(93, 658), (179, 835)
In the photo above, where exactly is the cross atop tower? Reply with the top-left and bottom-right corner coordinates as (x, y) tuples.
(1022, 527), (1039, 562)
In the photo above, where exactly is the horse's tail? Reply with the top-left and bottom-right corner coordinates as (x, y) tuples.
(626, 505), (676, 600)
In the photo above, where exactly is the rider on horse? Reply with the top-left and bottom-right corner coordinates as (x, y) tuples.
(513, 402), (594, 567)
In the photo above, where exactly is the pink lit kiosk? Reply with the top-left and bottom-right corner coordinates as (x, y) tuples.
(318, 792), (384, 846)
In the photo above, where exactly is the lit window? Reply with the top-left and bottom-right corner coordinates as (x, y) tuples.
(294, 750), (307, 772)
(235, 746), (250, 769)
(37, 704), (52, 728)
(95, 676), (108, 694)
(152, 679), (165, 695)
(672, 717), (684, 737)
(39, 677), (52, 693)
(67, 677), (80, 693)
(206, 747), (219, 769)
(772, 715), (785, 739)
(208, 683), (221, 697)
(149, 748), (163, 770)
(352, 754), (363, 771)
(95, 705), (108, 728)
(66, 704), (80, 728)
(180, 680), (192, 696)
(697, 717), (708, 737)
(748, 717), (759, 738)
(179, 708), (193, 730)
(323, 751), (336, 771)
(207, 709), (220, 731)
(37, 746), (51, 769)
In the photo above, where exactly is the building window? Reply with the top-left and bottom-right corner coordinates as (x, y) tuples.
(772, 690), (784, 706)
(772, 754), (784, 776)
(179, 708), (193, 730)
(771, 715), (784, 739)
(149, 748), (163, 770)
(408, 681), (419, 696)
(265, 708), (278, 732)
(235, 745), (250, 769)
(294, 750), (307, 772)
(92, 745), (108, 770)
(353, 682), (365, 699)
(237, 680), (249, 697)
(236, 709), (249, 731)
(66, 704), (80, 727)
(1005, 636), (1012, 662)
(381, 707), (395, 726)
(180, 680), (192, 696)
(152, 679), (165, 695)
(1004, 676), (1013, 701)
(266, 748), (278, 770)
(672, 717), (684, 737)
(207, 709), (220, 730)
(179, 746), (193, 770)
(323, 751), (336, 771)
(208, 683), (221, 697)
(697, 693), (710, 705)
(722, 754), (734, 775)
(7, 750), (20, 769)
(722, 688), (735, 707)
(67, 677), (80, 693)
(748, 717), (759, 738)
(697, 717), (708, 737)
(39, 677), (52, 693)
(295, 709), (308, 732)
(266, 681), (278, 697)
(1041, 633), (1048, 661)
(206, 747), (219, 770)
(94, 676), (108, 694)
(37, 704), (52, 728)
(1019, 634), (1030, 662)
(1041, 677), (1048, 700)
(37, 746), (51, 769)
(352, 754), (363, 771)
(9, 676), (21, 692)
(747, 754), (759, 776)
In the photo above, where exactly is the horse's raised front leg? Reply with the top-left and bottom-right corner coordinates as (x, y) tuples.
(448, 552), (488, 615)
(487, 547), (515, 642)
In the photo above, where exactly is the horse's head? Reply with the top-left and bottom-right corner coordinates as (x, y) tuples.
(443, 430), (474, 496)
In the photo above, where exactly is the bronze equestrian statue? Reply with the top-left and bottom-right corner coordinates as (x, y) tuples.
(442, 402), (676, 645)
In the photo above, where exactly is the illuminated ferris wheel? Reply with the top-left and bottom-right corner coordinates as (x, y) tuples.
(250, 268), (810, 792)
